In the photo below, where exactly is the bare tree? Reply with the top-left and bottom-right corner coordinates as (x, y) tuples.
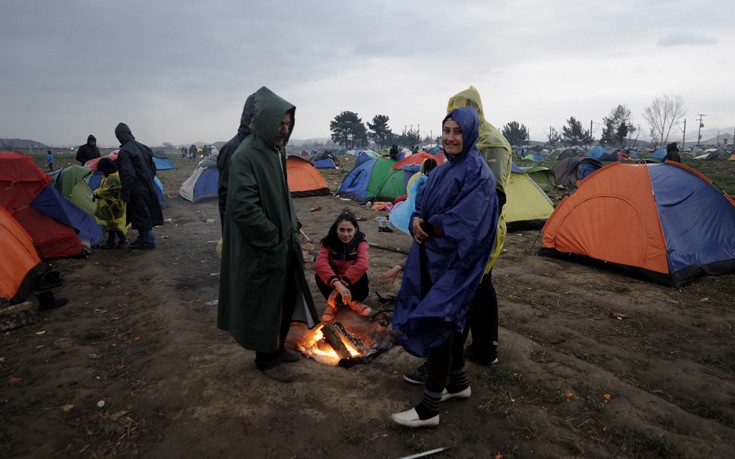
(642, 95), (686, 148)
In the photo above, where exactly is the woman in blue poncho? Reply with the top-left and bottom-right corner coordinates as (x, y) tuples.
(391, 106), (499, 428)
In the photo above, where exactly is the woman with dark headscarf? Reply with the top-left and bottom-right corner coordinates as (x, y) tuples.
(391, 107), (499, 427)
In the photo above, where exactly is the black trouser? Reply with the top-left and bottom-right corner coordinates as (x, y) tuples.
(314, 273), (369, 303)
(256, 251), (298, 370)
(462, 270), (499, 356)
(425, 330), (465, 392)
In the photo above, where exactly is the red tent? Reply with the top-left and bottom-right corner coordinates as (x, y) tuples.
(391, 151), (445, 170)
(0, 152), (83, 258)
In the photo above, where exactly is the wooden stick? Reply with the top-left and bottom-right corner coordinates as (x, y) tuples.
(368, 242), (409, 255)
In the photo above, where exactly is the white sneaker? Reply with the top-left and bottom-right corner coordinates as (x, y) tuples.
(391, 408), (440, 428)
(440, 385), (471, 402)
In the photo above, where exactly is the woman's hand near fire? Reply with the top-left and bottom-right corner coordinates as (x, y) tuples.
(379, 264), (403, 285)
(333, 280), (351, 304)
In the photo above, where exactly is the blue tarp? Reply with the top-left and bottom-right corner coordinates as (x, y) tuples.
(30, 185), (104, 247)
(587, 146), (606, 159)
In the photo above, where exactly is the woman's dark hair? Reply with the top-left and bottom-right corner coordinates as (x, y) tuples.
(321, 210), (365, 248)
(97, 157), (117, 176)
(421, 158), (438, 175)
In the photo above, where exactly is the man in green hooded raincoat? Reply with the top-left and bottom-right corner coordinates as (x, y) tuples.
(218, 86), (318, 383)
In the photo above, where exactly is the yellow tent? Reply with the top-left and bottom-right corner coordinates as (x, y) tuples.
(504, 171), (555, 231)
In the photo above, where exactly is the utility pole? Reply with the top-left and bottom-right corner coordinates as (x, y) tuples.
(696, 114), (706, 149)
(682, 119), (686, 148)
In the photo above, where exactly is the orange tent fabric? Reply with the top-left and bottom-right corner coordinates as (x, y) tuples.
(0, 206), (41, 301)
(541, 163), (669, 274)
(285, 156), (329, 197)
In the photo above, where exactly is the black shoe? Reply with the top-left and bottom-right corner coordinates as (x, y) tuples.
(36, 291), (68, 310)
(101, 239), (116, 249)
(403, 360), (429, 385)
(465, 345), (499, 365)
(129, 239), (155, 250)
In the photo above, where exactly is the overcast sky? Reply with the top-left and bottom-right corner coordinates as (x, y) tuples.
(2, 0), (733, 147)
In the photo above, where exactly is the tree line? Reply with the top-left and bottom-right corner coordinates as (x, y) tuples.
(329, 95), (686, 150)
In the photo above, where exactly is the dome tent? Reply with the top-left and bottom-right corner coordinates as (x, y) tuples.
(539, 162), (735, 286)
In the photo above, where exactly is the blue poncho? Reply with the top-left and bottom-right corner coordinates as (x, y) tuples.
(393, 107), (499, 357)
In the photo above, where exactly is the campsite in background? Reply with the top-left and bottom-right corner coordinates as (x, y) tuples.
(1, 146), (734, 458)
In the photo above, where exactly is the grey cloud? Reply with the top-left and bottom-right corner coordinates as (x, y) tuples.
(658, 33), (717, 47)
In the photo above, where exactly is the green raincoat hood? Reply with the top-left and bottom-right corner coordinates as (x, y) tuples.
(250, 86), (295, 149)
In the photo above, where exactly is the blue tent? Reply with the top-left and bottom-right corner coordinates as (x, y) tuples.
(312, 156), (337, 169)
(651, 148), (667, 160)
(152, 154), (176, 170)
(30, 185), (104, 247)
(586, 146), (606, 159)
(179, 164), (218, 203)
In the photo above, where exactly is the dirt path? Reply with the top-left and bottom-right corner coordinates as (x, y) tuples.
(1, 155), (733, 458)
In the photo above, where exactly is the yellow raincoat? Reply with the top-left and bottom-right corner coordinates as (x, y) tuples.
(447, 86), (512, 272)
(93, 172), (128, 233)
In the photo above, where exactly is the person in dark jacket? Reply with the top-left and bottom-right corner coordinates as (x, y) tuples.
(115, 122), (164, 250)
(218, 87), (318, 383)
(666, 142), (681, 163)
(76, 135), (100, 165)
(217, 92), (256, 232)
(391, 106), (499, 428)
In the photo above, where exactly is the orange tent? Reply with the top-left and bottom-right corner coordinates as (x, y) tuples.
(286, 156), (329, 197)
(0, 206), (41, 301)
(539, 162), (735, 286)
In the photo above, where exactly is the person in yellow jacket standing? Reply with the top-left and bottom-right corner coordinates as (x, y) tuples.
(403, 86), (512, 384)
(93, 158), (129, 249)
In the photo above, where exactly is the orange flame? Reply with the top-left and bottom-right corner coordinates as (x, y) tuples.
(297, 325), (362, 365)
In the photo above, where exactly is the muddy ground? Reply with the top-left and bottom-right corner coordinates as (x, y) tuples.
(1, 154), (734, 459)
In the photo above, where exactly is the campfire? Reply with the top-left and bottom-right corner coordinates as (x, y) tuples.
(297, 322), (387, 367)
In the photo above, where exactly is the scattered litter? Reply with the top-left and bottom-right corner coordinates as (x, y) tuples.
(565, 392), (574, 399)
(35, 331), (46, 335)
(339, 197), (351, 201)
(96, 400), (106, 408)
(666, 299), (680, 304)
(161, 235), (169, 239)
(209, 272), (219, 277)
(699, 297), (709, 302)
(603, 393), (612, 401)
(62, 404), (75, 412)
(356, 216), (368, 221)
(206, 218), (216, 224)
(203, 300), (219, 307)
(133, 336), (142, 342)
(610, 311), (629, 320)
(310, 206), (322, 212)
(8, 376), (22, 384)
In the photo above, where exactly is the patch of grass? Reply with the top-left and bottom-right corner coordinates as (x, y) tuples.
(80, 330), (106, 342)
(402, 433), (428, 452)
(476, 391), (517, 418)
(611, 426), (676, 457)
(530, 349), (553, 364)
(476, 369), (517, 389)
(513, 422), (539, 440)
(689, 403), (731, 426)
(340, 429), (368, 446)
(564, 436), (585, 455)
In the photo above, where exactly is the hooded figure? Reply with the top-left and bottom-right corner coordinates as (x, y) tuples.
(217, 92), (256, 231)
(218, 86), (318, 379)
(666, 142), (681, 163)
(115, 123), (164, 249)
(76, 134), (101, 165)
(393, 107), (499, 357)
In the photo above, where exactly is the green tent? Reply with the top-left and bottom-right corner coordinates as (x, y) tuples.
(520, 165), (559, 194)
(55, 165), (97, 217)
